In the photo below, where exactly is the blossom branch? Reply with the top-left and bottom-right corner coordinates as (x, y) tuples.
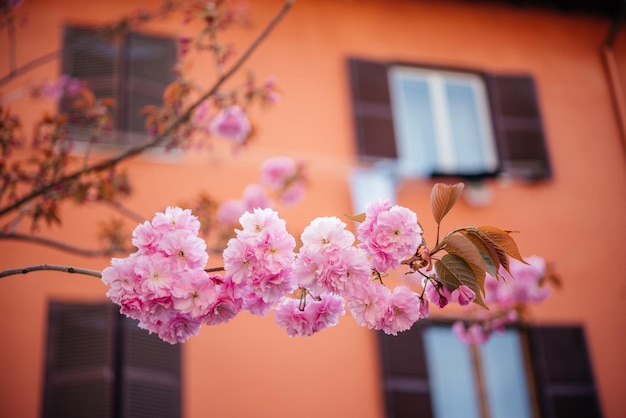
(0, 0), (296, 219)
(0, 264), (102, 279)
(0, 232), (133, 257)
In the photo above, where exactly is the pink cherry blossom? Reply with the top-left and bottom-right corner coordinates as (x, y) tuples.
(209, 105), (251, 143)
(274, 298), (314, 337)
(202, 276), (245, 326)
(102, 207), (213, 344)
(260, 156), (306, 205)
(379, 285), (423, 335)
(300, 216), (354, 254)
(346, 280), (390, 329)
(152, 206), (201, 234)
(223, 208), (296, 305)
(357, 200), (422, 273)
(274, 292), (345, 337)
(451, 284), (476, 307)
(217, 199), (246, 225)
(423, 278), (451, 308)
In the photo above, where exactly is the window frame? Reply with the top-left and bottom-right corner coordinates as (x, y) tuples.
(388, 65), (499, 178)
(377, 320), (602, 418)
(41, 301), (182, 418)
(348, 57), (552, 182)
(61, 25), (178, 147)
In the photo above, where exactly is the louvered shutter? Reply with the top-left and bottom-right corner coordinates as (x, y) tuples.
(42, 302), (116, 418)
(62, 26), (117, 126)
(348, 58), (398, 160)
(378, 322), (433, 418)
(119, 316), (181, 418)
(487, 75), (552, 180)
(124, 32), (177, 133)
(526, 326), (602, 418)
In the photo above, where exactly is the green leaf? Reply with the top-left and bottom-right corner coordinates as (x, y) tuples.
(430, 182), (464, 225)
(478, 226), (527, 263)
(344, 212), (366, 223)
(434, 253), (487, 309)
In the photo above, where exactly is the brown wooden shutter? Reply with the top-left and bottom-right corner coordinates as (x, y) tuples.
(378, 322), (433, 418)
(43, 302), (181, 418)
(487, 75), (552, 181)
(119, 316), (181, 418)
(348, 58), (398, 160)
(124, 32), (177, 133)
(62, 26), (117, 123)
(42, 302), (116, 418)
(526, 325), (602, 418)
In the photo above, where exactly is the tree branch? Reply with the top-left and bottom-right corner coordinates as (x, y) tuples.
(0, 233), (132, 257)
(0, 264), (102, 279)
(0, 0), (296, 219)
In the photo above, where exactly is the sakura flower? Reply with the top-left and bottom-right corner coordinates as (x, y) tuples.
(346, 280), (390, 329)
(102, 207), (211, 344)
(156, 314), (202, 344)
(132, 220), (161, 251)
(274, 298), (314, 337)
(423, 278), (451, 308)
(202, 276), (245, 326)
(357, 200), (422, 273)
(241, 183), (271, 211)
(260, 156), (306, 205)
(450, 284), (476, 307)
(379, 285), (423, 336)
(223, 208), (296, 305)
(171, 271), (219, 318)
(300, 216), (354, 254)
(307, 293), (345, 333)
(209, 105), (251, 144)
(152, 206), (201, 234)
(217, 199), (246, 225)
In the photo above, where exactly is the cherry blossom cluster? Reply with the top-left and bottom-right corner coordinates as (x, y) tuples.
(452, 256), (551, 344)
(102, 200), (537, 343)
(102, 207), (214, 343)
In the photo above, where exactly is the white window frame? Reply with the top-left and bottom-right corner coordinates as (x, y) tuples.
(388, 66), (498, 178)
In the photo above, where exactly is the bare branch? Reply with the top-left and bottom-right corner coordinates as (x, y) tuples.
(106, 200), (147, 224)
(0, 264), (102, 279)
(0, 233), (132, 257)
(0, 0), (296, 219)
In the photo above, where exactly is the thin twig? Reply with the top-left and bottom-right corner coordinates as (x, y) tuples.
(0, 233), (132, 257)
(0, 0), (296, 219)
(106, 200), (147, 224)
(0, 264), (102, 279)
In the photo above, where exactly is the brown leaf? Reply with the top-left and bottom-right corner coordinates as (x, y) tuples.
(478, 226), (526, 263)
(444, 234), (488, 295)
(434, 253), (487, 309)
(344, 212), (366, 223)
(461, 229), (500, 277)
(430, 182), (464, 225)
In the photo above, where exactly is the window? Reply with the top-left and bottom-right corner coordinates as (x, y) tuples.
(62, 26), (178, 145)
(348, 58), (552, 181)
(378, 321), (603, 418)
(42, 302), (181, 418)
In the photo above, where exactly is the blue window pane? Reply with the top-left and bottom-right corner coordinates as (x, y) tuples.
(423, 327), (481, 418)
(445, 81), (489, 174)
(480, 330), (532, 418)
(391, 75), (438, 176)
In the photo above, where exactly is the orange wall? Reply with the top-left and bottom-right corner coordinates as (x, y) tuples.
(1, 0), (625, 417)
